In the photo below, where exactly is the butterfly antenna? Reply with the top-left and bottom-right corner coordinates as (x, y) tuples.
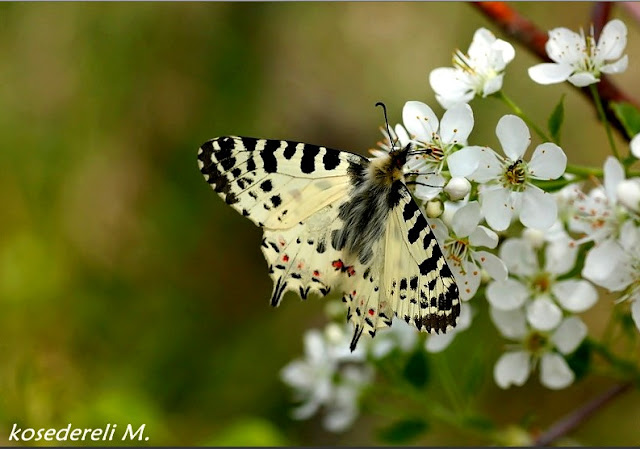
(375, 101), (398, 152)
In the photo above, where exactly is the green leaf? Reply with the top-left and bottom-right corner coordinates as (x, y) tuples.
(377, 418), (429, 444)
(548, 95), (565, 143)
(611, 101), (640, 139)
(565, 340), (592, 381)
(403, 349), (430, 389)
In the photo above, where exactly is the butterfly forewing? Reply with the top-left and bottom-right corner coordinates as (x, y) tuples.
(198, 136), (460, 350)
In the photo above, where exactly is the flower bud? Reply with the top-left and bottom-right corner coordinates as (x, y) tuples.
(444, 177), (471, 201)
(426, 199), (444, 218)
(616, 179), (640, 212)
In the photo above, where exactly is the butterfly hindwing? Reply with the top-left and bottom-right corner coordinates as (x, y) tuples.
(198, 136), (369, 310)
(385, 186), (460, 333)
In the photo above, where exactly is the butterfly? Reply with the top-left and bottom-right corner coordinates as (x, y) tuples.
(197, 119), (460, 351)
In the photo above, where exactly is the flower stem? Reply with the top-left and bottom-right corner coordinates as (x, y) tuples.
(565, 164), (603, 177)
(494, 91), (551, 142)
(589, 84), (620, 160)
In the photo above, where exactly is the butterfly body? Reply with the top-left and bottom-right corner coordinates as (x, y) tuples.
(198, 136), (460, 350)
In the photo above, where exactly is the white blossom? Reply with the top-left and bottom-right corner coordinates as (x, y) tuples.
(430, 28), (515, 108)
(402, 101), (474, 201)
(430, 201), (507, 301)
(281, 323), (371, 431)
(583, 221), (640, 331)
(568, 157), (631, 244)
(448, 115), (567, 231)
(529, 19), (628, 87)
(487, 236), (597, 325)
(491, 307), (587, 389)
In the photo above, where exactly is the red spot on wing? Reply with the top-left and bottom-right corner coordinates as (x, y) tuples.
(346, 266), (355, 277)
(282, 254), (289, 262)
(332, 259), (344, 270)
(368, 308), (375, 316)
(313, 270), (320, 277)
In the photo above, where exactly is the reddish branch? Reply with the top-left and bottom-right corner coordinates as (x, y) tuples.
(472, 1), (640, 140)
(534, 382), (633, 446)
(591, 2), (613, 40)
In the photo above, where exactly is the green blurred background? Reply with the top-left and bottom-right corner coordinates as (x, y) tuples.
(0, 2), (639, 446)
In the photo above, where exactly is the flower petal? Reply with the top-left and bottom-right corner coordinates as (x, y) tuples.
(604, 156), (625, 203)
(468, 28), (498, 59)
(496, 115), (531, 160)
(435, 91), (475, 110)
(582, 239), (631, 291)
(429, 217), (448, 245)
(499, 237), (538, 276)
(447, 146), (483, 178)
(403, 101), (439, 143)
(520, 184), (557, 230)
(469, 225), (499, 248)
(632, 300), (640, 332)
(461, 146), (503, 182)
(452, 201), (481, 237)
(493, 38), (515, 65)
(429, 67), (472, 99)
(494, 351), (531, 389)
(482, 73), (504, 97)
(425, 331), (456, 353)
(617, 179), (640, 213)
(567, 72), (599, 87)
(631, 133), (640, 159)
(526, 297), (563, 331)
(474, 250), (508, 281)
(551, 316), (587, 354)
(414, 173), (446, 201)
(487, 278), (528, 310)
(596, 19), (627, 61)
(452, 259), (482, 301)
(552, 279), (598, 313)
(481, 187), (513, 231)
(440, 103), (474, 145)
(601, 55), (628, 74)
(540, 353), (574, 390)
(544, 237), (578, 276)
(490, 306), (528, 339)
(528, 143), (567, 180)
(394, 124), (411, 147)
(546, 27), (584, 64)
(528, 63), (574, 85)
